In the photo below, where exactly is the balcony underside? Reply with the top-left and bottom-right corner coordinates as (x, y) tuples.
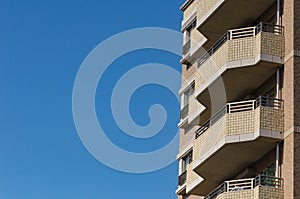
(197, 0), (276, 43)
(192, 135), (282, 196)
(196, 61), (279, 124)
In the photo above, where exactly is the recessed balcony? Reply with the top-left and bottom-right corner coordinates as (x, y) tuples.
(176, 171), (187, 195)
(177, 163), (203, 196)
(191, 96), (284, 195)
(194, 23), (284, 113)
(205, 175), (284, 199)
(196, 0), (277, 43)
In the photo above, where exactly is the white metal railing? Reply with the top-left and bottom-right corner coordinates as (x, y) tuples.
(205, 175), (284, 199)
(226, 178), (254, 192)
(229, 26), (256, 40)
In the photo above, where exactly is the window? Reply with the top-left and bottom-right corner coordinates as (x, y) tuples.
(182, 151), (193, 172)
(183, 82), (195, 107)
(186, 62), (192, 70)
(183, 19), (197, 55)
(186, 20), (197, 39)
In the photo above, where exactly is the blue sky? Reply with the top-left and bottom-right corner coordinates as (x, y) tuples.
(0, 0), (184, 198)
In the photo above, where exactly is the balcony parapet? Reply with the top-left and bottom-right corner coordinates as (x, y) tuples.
(205, 175), (283, 199)
(195, 96), (283, 139)
(198, 22), (284, 67)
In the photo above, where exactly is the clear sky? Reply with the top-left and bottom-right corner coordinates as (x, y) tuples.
(0, 0), (184, 198)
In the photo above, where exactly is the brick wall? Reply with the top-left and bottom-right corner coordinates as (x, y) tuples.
(281, 0), (298, 198)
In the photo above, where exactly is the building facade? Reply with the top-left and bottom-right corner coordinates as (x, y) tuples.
(176, 0), (300, 198)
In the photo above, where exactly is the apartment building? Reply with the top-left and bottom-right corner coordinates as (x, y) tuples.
(176, 0), (300, 198)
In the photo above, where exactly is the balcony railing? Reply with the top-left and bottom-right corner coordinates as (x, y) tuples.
(195, 96), (283, 138)
(204, 175), (284, 199)
(198, 22), (284, 67)
(178, 171), (187, 186)
(183, 40), (191, 56)
(180, 104), (189, 120)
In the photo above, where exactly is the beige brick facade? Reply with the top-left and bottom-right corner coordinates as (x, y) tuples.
(216, 186), (283, 199)
(178, 0), (299, 198)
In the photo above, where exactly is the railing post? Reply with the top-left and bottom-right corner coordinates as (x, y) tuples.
(259, 22), (263, 33)
(259, 96), (262, 107)
(226, 182), (228, 192)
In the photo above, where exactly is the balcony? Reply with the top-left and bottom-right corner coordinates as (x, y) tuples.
(177, 163), (202, 195)
(196, 0), (277, 42)
(195, 23), (284, 112)
(178, 171), (187, 187)
(205, 175), (284, 199)
(191, 96), (284, 195)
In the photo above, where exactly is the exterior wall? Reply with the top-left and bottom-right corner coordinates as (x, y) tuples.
(197, 0), (220, 22)
(179, 126), (198, 151)
(294, 4), (300, 197)
(282, 133), (294, 199)
(190, 29), (204, 50)
(281, 0), (297, 198)
(186, 164), (199, 185)
(182, 63), (196, 84)
(183, 0), (197, 19)
(294, 133), (300, 198)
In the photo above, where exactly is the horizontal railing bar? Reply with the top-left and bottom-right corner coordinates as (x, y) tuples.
(231, 31), (255, 36)
(228, 100), (255, 105)
(229, 26), (256, 32)
(229, 107), (255, 112)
